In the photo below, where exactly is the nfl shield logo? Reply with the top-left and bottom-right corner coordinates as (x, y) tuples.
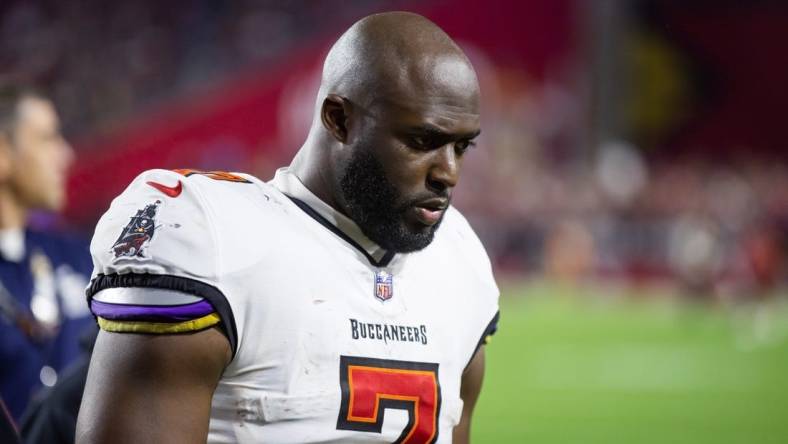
(374, 270), (394, 302)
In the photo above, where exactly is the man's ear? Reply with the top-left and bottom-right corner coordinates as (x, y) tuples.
(320, 94), (352, 143)
(0, 134), (12, 183)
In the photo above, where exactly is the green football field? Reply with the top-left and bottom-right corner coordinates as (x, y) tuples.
(472, 282), (788, 443)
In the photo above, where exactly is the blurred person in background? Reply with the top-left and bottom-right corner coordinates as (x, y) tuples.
(0, 83), (94, 428)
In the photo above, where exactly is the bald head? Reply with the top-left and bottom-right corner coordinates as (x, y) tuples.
(319, 11), (479, 110)
(293, 12), (481, 252)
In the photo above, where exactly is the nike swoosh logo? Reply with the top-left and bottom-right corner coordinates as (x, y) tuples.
(146, 180), (183, 198)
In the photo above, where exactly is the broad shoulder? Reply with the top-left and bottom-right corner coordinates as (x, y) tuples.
(130, 168), (281, 212)
(437, 206), (492, 267)
(90, 169), (291, 278)
(107, 168), (290, 230)
(430, 206), (499, 300)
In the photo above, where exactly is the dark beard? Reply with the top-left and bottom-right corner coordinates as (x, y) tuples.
(339, 148), (444, 253)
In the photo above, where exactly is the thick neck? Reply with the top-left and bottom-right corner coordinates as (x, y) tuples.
(289, 137), (343, 214)
(0, 187), (27, 230)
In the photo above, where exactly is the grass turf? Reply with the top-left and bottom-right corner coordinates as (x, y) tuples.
(471, 282), (788, 443)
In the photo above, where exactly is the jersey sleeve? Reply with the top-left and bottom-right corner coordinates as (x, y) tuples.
(85, 169), (237, 355)
(475, 310), (499, 349)
(444, 207), (501, 365)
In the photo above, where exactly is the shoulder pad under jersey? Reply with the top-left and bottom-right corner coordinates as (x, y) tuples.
(85, 169), (266, 356)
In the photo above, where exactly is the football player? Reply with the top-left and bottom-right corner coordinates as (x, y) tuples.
(77, 12), (499, 444)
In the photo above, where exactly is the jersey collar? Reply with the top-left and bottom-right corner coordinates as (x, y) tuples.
(270, 167), (394, 266)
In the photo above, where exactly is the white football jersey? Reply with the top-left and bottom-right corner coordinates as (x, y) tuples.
(87, 168), (499, 443)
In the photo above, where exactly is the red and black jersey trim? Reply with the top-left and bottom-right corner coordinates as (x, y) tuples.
(466, 310), (499, 370)
(286, 195), (395, 267)
(86, 273), (238, 358)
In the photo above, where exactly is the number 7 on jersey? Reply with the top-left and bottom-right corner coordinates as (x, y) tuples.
(337, 356), (442, 444)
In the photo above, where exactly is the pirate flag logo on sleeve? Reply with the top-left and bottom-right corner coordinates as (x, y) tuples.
(111, 200), (162, 258)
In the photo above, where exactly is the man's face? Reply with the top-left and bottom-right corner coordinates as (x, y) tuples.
(5, 97), (73, 211)
(340, 60), (480, 252)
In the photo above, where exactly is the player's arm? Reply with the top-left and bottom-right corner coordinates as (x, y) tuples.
(76, 170), (242, 443)
(76, 326), (231, 443)
(452, 346), (486, 444)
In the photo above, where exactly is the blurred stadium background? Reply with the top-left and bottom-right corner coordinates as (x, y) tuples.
(3, 0), (787, 442)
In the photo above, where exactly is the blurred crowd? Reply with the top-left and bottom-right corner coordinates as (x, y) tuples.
(0, 0), (385, 135)
(457, 52), (788, 300)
